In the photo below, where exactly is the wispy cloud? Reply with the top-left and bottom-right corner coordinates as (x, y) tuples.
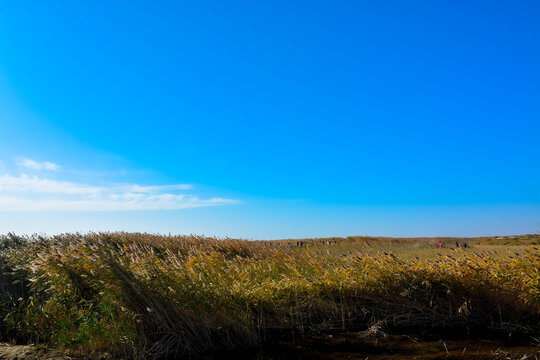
(0, 174), (103, 196)
(125, 184), (193, 192)
(17, 158), (60, 171)
(0, 173), (238, 212)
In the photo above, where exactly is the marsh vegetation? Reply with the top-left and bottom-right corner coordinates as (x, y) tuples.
(0, 233), (538, 359)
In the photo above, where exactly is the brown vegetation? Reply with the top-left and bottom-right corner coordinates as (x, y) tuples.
(0, 233), (538, 359)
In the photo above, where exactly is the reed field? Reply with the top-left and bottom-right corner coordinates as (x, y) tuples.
(0, 233), (539, 359)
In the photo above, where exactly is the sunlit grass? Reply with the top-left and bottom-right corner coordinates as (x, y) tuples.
(1, 233), (539, 359)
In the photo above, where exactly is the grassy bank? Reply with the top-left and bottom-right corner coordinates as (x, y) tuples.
(1, 233), (539, 359)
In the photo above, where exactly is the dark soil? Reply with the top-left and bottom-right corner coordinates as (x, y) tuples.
(211, 334), (540, 360)
(260, 335), (539, 359)
(2, 335), (539, 360)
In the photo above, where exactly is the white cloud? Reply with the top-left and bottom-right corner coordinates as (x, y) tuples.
(17, 158), (60, 171)
(0, 174), (103, 196)
(125, 184), (193, 192)
(0, 174), (238, 212)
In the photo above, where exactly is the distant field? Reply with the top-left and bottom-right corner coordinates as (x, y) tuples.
(0, 233), (539, 359)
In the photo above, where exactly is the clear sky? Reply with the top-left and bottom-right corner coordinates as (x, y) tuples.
(1, 1), (539, 239)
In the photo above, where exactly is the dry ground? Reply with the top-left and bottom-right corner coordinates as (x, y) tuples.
(0, 343), (71, 360)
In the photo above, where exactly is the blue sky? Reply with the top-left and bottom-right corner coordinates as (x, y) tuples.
(1, 1), (539, 238)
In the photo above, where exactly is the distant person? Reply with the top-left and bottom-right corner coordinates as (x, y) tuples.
(439, 242), (443, 248)
(455, 241), (459, 248)
(463, 243), (467, 249)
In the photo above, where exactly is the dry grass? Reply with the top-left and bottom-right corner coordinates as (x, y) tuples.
(0, 232), (539, 359)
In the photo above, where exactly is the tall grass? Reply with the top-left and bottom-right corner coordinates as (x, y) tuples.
(1, 233), (539, 359)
